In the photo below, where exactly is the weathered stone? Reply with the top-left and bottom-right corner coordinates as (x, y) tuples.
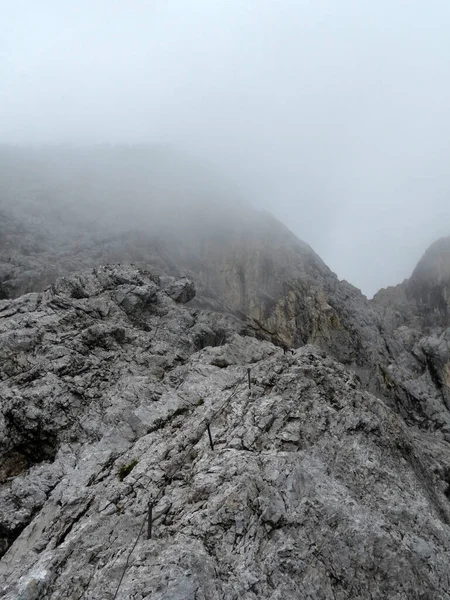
(0, 266), (450, 599)
(164, 277), (196, 304)
(1, 148), (450, 598)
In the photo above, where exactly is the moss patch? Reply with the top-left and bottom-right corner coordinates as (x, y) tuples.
(118, 459), (138, 482)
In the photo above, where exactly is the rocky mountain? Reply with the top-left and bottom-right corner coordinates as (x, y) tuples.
(373, 236), (450, 329)
(1, 146), (450, 598)
(1, 147), (449, 430)
(1, 265), (450, 600)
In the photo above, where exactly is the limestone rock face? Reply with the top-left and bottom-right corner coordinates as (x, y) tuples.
(1, 266), (450, 599)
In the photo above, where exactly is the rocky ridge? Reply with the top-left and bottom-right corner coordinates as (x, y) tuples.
(2, 147), (450, 598)
(1, 266), (450, 598)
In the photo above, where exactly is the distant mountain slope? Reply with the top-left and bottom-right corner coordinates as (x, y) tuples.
(373, 236), (450, 329)
(408, 236), (450, 325)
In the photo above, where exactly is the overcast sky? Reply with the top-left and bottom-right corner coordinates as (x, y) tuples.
(2, 0), (450, 296)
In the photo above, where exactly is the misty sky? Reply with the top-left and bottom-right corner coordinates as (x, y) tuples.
(2, 1), (450, 297)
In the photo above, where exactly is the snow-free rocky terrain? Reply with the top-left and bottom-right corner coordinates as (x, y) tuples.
(1, 147), (450, 598)
(1, 265), (450, 599)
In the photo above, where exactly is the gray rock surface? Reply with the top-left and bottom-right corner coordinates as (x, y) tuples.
(164, 277), (196, 304)
(1, 147), (446, 417)
(2, 147), (450, 598)
(1, 266), (450, 599)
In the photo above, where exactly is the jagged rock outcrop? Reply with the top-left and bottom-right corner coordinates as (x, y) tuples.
(0, 266), (245, 560)
(164, 277), (196, 304)
(1, 266), (450, 599)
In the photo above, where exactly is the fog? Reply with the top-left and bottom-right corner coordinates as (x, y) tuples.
(2, 0), (450, 296)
